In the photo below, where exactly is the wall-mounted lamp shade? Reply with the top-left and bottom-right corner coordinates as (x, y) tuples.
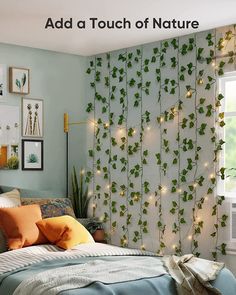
(64, 113), (69, 133)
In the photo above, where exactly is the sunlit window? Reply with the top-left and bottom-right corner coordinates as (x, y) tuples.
(219, 73), (236, 197)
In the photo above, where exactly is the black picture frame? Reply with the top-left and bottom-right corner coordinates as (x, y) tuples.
(22, 139), (44, 171)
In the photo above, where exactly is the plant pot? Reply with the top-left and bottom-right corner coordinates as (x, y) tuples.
(77, 217), (94, 228)
(92, 229), (105, 242)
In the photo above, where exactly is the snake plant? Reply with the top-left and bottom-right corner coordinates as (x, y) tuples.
(71, 167), (91, 218)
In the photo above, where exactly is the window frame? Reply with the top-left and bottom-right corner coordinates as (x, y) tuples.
(218, 71), (236, 199)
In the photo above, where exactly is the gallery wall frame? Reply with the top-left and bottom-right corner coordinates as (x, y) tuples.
(9, 67), (30, 95)
(0, 105), (20, 170)
(22, 98), (44, 138)
(0, 64), (7, 99)
(22, 139), (43, 171)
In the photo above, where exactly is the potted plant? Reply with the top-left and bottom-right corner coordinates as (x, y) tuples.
(87, 220), (105, 242)
(71, 167), (93, 227)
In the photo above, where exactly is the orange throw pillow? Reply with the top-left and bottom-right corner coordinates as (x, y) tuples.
(37, 215), (94, 250)
(0, 204), (48, 250)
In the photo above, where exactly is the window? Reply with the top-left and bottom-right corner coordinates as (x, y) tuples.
(219, 72), (236, 198)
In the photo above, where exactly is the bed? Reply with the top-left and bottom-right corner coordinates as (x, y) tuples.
(0, 187), (235, 295)
(0, 243), (236, 295)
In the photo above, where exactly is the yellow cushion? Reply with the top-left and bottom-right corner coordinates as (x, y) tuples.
(36, 215), (94, 249)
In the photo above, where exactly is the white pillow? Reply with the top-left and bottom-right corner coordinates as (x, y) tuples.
(0, 189), (21, 208)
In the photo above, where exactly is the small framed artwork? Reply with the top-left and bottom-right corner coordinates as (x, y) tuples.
(9, 67), (30, 94)
(22, 139), (43, 171)
(0, 64), (7, 99)
(22, 98), (43, 137)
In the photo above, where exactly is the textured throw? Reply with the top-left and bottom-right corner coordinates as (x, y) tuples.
(163, 254), (225, 295)
(0, 243), (157, 275)
(13, 257), (167, 295)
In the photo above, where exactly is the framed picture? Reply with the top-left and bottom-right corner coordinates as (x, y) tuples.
(9, 67), (30, 94)
(22, 139), (43, 170)
(0, 105), (20, 170)
(22, 98), (43, 137)
(0, 64), (7, 99)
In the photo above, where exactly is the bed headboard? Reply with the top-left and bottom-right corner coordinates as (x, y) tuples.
(0, 185), (65, 198)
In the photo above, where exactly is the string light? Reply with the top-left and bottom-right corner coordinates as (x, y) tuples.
(197, 78), (204, 85)
(209, 173), (215, 179)
(96, 170), (101, 175)
(196, 216), (201, 222)
(106, 184), (110, 189)
(146, 126), (151, 131)
(123, 239), (128, 244)
(133, 129), (136, 135)
(161, 186), (167, 193)
(120, 191), (125, 197)
(88, 191), (93, 196)
(172, 244), (176, 249)
(193, 183), (197, 188)
(160, 117), (164, 123)
(204, 162), (209, 167)
(141, 244), (146, 250)
(80, 169), (85, 175)
(186, 90), (192, 98)
(204, 196), (209, 201)
(177, 188), (182, 193)
(188, 235), (192, 240)
(104, 122), (109, 128)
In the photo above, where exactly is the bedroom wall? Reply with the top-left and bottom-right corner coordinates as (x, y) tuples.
(0, 43), (87, 195)
(85, 24), (236, 264)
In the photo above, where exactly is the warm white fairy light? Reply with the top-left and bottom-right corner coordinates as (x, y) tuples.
(106, 184), (110, 189)
(197, 78), (204, 85)
(204, 196), (209, 201)
(193, 183), (197, 188)
(120, 191), (125, 197)
(80, 169), (85, 175)
(133, 129), (136, 135)
(88, 190), (93, 196)
(104, 122), (109, 128)
(211, 61), (216, 67)
(204, 162), (209, 167)
(141, 244), (145, 250)
(99, 215), (104, 221)
(162, 186), (167, 193)
(177, 188), (182, 193)
(172, 244), (176, 249)
(209, 173), (215, 179)
(188, 235), (192, 240)
(123, 239), (128, 244)
(160, 117), (164, 123)
(186, 90), (192, 98)
(96, 169), (101, 175)
(146, 126), (151, 131)
(196, 216), (201, 222)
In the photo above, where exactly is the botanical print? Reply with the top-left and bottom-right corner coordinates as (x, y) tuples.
(22, 98), (43, 137)
(0, 105), (20, 170)
(22, 139), (43, 170)
(9, 67), (29, 94)
(0, 64), (6, 98)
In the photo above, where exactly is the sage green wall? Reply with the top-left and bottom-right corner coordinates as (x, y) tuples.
(0, 43), (87, 195)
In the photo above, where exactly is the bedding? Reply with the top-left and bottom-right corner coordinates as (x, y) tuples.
(0, 243), (235, 295)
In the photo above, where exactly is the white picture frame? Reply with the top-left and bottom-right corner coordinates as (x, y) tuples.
(22, 98), (44, 138)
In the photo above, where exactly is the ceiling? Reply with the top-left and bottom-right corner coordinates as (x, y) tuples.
(0, 0), (235, 56)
